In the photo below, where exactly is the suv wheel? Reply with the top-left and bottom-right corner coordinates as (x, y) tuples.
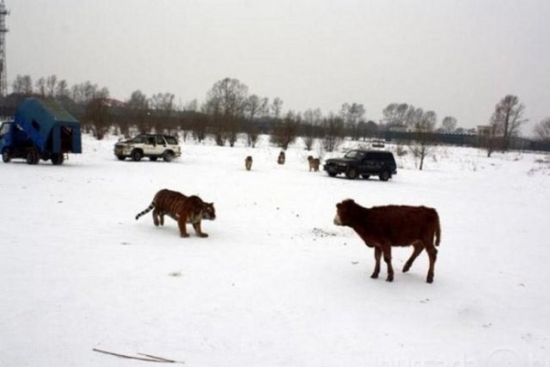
(131, 150), (143, 162)
(346, 168), (358, 179)
(362, 174), (370, 179)
(163, 151), (174, 162)
(379, 171), (391, 181)
(116, 155), (125, 161)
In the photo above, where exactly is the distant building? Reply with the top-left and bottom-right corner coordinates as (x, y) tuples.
(477, 125), (492, 137)
(389, 124), (409, 133)
(477, 125), (503, 137)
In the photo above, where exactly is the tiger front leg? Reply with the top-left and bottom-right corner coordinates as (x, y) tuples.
(193, 222), (209, 238)
(177, 217), (190, 238)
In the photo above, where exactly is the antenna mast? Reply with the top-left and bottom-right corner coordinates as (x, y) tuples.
(0, 0), (9, 97)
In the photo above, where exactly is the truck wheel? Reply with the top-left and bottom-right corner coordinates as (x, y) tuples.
(51, 153), (64, 165)
(26, 150), (39, 165)
(346, 168), (358, 179)
(2, 150), (11, 163)
(379, 171), (391, 181)
(163, 151), (174, 162)
(131, 150), (143, 162)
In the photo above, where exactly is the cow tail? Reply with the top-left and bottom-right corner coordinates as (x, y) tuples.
(135, 202), (155, 220)
(435, 215), (441, 247)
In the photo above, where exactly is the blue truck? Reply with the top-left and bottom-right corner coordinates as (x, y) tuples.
(0, 98), (82, 165)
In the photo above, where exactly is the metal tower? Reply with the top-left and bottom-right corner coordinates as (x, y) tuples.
(0, 0), (8, 97)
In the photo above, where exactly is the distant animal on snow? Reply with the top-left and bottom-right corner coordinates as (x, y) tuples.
(307, 155), (320, 172)
(333, 199), (441, 283)
(135, 189), (216, 238)
(277, 151), (286, 165)
(245, 156), (253, 171)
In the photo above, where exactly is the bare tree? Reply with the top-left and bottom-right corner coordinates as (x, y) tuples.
(410, 109), (437, 170)
(382, 103), (416, 128)
(84, 88), (111, 140)
(11, 75), (33, 95)
(127, 90), (150, 134)
(45, 75), (57, 97)
(55, 79), (69, 99)
(204, 78), (249, 146)
(187, 111), (208, 143)
(489, 94), (527, 152)
(271, 97), (283, 120)
(340, 102), (365, 140)
(35, 77), (46, 97)
(534, 117), (550, 141)
(70, 84), (83, 103)
(303, 108), (322, 150)
(441, 116), (457, 133)
(149, 92), (176, 134)
(270, 110), (300, 149)
(322, 113), (344, 152)
(71, 81), (100, 104)
(357, 120), (378, 141)
(244, 94), (267, 147)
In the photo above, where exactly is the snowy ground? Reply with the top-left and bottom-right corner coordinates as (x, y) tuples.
(1, 134), (549, 367)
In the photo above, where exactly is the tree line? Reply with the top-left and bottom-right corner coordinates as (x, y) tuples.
(3, 74), (550, 155)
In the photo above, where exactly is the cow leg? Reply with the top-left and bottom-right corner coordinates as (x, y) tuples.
(403, 241), (424, 273)
(381, 243), (394, 282)
(371, 247), (382, 279)
(425, 243), (438, 283)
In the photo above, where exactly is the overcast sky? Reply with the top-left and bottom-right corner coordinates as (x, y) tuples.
(6, 0), (550, 134)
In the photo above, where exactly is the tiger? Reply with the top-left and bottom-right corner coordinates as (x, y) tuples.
(307, 155), (320, 172)
(135, 189), (216, 238)
(245, 156), (253, 171)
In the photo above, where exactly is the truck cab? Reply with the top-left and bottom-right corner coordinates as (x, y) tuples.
(0, 120), (35, 163)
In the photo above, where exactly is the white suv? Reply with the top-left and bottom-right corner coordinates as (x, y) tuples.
(114, 134), (181, 162)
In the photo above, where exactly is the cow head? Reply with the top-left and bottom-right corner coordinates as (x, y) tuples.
(334, 199), (356, 226)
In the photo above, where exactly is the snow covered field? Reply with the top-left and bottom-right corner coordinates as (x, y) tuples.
(1, 134), (549, 367)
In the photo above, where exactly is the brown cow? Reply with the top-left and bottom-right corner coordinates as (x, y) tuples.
(333, 199), (441, 283)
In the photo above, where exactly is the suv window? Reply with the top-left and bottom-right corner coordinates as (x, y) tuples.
(155, 136), (165, 145)
(165, 136), (178, 145)
(129, 135), (146, 143)
(366, 152), (391, 161)
(344, 150), (364, 159)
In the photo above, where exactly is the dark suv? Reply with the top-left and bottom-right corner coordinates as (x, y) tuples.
(323, 149), (397, 181)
